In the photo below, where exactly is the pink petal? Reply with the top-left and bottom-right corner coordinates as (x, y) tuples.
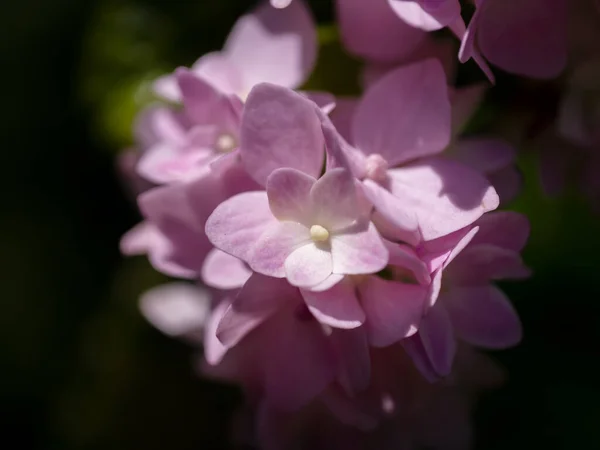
(224, 0), (317, 90)
(336, 0), (428, 63)
(359, 276), (427, 347)
(205, 191), (277, 262)
(331, 222), (389, 275)
(249, 221), (310, 277)
(388, 157), (499, 241)
(136, 143), (212, 185)
(139, 283), (211, 339)
(301, 90), (337, 115)
(138, 180), (221, 276)
(443, 285), (522, 348)
(271, 0), (293, 8)
(329, 97), (358, 143)
(310, 168), (361, 230)
(176, 67), (242, 128)
(384, 241), (431, 285)
(446, 244), (531, 284)
(361, 180), (421, 246)
(191, 51), (245, 97)
(216, 274), (293, 347)
(204, 299), (231, 365)
(451, 15), (496, 83)
(418, 226), (479, 273)
(319, 107), (367, 177)
(416, 303), (456, 376)
(240, 83), (325, 185)
(353, 59), (451, 166)
(284, 243), (333, 288)
(201, 248), (252, 290)
(266, 168), (315, 223)
(470, 211), (530, 252)
(388, 0), (462, 31)
(477, 0), (568, 79)
(301, 278), (365, 329)
(134, 106), (187, 148)
(120, 222), (197, 279)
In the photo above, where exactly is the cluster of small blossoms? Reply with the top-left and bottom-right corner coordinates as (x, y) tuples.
(118, 1), (539, 448)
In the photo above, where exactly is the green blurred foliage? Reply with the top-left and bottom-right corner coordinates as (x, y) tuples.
(1, 0), (600, 449)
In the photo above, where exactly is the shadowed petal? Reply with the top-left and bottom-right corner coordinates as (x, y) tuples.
(216, 274), (294, 347)
(201, 248), (252, 290)
(443, 285), (522, 348)
(388, 157), (498, 241)
(360, 276), (427, 347)
(301, 278), (365, 328)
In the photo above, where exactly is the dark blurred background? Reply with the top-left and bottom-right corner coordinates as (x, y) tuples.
(1, 1), (599, 449)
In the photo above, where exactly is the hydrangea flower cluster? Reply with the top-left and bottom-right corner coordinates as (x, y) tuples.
(115, 0), (561, 448)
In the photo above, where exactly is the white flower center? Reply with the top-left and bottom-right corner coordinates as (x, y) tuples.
(310, 225), (330, 242)
(364, 153), (389, 183)
(215, 133), (237, 153)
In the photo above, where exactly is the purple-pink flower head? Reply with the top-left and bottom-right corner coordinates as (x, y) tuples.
(154, 0), (316, 102)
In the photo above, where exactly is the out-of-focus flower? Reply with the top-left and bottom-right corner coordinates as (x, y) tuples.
(336, 0), (428, 63)
(456, 0), (568, 80)
(155, 0), (317, 102)
(136, 68), (243, 185)
(249, 343), (504, 450)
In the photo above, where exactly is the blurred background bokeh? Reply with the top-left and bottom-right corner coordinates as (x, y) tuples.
(2, 1), (600, 449)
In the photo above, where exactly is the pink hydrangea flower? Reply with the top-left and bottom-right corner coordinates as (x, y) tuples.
(456, 0), (568, 80)
(323, 59), (499, 245)
(121, 156), (259, 278)
(154, 0), (316, 102)
(136, 68), (243, 185)
(206, 167), (389, 289)
(404, 211), (530, 379)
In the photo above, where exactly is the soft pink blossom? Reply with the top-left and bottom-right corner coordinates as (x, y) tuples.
(323, 59), (499, 245)
(206, 167), (389, 290)
(154, 0), (316, 102)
